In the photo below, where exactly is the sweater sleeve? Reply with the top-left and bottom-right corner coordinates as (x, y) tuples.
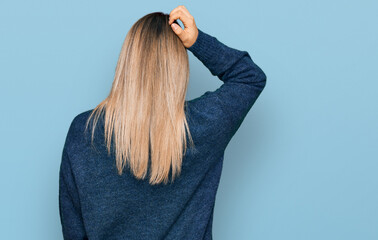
(59, 146), (88, 240)
(187, 28), (267, 150)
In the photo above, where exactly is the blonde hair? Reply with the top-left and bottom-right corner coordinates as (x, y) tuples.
(84, 12), (195, 185)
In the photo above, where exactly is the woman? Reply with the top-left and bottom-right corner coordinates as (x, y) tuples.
(59, 5), (266, 240)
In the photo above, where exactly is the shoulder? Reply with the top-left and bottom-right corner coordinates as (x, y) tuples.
(64, 109), (94, 147)
(70, 109), (93, 132)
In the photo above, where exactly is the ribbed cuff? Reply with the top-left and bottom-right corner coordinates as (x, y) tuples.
(186, 28), (248, 77)
(187, 28), (205, 51)
(187, 28), (215, 64)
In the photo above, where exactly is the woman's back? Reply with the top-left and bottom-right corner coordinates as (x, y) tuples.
(59, 11), (267, 240)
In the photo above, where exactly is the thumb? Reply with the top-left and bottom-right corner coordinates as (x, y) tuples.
(171, 23), (183, 35)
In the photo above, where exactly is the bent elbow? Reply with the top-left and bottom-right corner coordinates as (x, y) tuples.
(255, 68), (267, 92)
(260, 70), (267, 90)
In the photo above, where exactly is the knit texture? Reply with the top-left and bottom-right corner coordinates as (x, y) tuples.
(59, 28), (267, 240)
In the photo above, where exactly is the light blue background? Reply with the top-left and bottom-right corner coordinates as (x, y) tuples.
(1, 0), (377, 239)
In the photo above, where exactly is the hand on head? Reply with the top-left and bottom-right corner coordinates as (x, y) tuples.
(169, 5), (199, 48)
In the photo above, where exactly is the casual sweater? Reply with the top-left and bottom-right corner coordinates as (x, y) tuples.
(59, 28), (267, 240)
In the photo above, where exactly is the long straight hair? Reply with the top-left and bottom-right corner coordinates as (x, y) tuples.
(84, 12), (195, 185)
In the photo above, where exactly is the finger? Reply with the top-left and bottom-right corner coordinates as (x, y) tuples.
(169, 6), (192, 21)
(169, 11), (192, 29)
(169, 10), (191, 26)
(169, 7), (192, 25)
(168, 7), (179, 25)
(170, 23), (184, 37)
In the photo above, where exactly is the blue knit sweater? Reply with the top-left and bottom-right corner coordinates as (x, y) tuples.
(59, 28), (266, 240)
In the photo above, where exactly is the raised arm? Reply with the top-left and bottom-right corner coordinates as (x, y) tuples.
(187, 28), (266, 87)
(186, 28), (267, 150)
(169, 6), (267, 151)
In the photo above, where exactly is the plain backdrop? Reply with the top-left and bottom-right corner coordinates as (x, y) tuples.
(0, 0), (377, 239)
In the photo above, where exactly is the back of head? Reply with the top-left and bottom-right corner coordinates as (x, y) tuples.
(85, 12), (195, 185)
